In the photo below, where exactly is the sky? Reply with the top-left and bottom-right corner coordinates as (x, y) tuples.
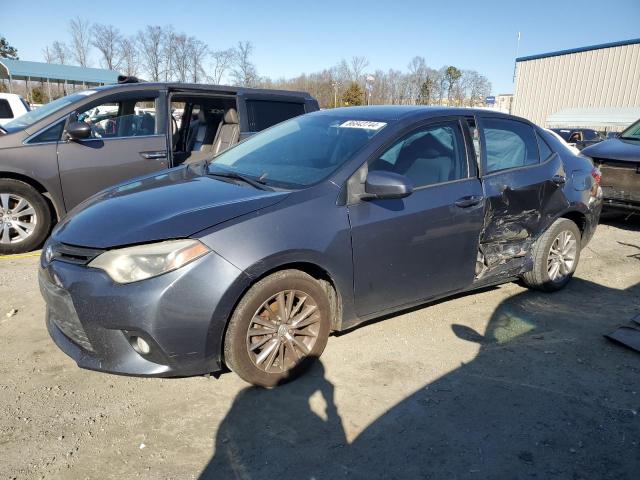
(1, 0), (639, 94)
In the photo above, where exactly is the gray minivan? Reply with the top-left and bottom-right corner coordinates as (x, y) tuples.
(0, 80), (318, 254)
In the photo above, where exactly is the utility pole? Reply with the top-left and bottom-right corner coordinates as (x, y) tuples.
(513, 31), (521, 83)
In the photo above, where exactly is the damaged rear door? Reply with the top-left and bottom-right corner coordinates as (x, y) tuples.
(474, 115), (569, 281)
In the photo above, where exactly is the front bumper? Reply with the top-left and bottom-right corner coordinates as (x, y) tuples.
(40, 249), (249, 377)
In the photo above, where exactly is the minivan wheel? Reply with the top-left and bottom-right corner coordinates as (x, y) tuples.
(224, 270), (331, 387)
(522, 218), (581, 292)
(0, 179), (52, 255)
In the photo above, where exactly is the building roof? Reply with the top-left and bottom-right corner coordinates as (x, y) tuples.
(0, 58), (119, 85)
(516, 38), (640, 63)
(546, 107), (640, 129)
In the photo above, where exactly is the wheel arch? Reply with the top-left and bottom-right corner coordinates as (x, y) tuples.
(243, 261), (343, 332)
(560, 210), (587, 237)
(0, 171), (63, 221)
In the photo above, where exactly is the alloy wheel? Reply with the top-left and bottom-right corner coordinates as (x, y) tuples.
(547, 230), (577, 282)
(0, 193), (38, 244)
(246, 290), (321, 374)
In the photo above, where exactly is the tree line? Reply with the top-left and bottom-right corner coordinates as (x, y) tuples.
(3, 20), (492, 108)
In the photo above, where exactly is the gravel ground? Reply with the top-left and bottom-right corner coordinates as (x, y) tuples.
(1, 217), (639, 479)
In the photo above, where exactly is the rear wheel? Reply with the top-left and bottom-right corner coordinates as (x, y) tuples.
(522, 218), (581, 292)
(224, 270), (331, 387)
(0, 179), (52, 255)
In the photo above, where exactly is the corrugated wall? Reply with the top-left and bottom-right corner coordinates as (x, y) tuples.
(512, 43), (640, 126)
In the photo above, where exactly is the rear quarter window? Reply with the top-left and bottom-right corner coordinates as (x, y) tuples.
(246, 100), (306, 132)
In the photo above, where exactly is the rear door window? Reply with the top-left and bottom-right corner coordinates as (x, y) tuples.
(482, 118), (540, 174)
(0, 99), (13, 119)
(245, 100), (306, 132)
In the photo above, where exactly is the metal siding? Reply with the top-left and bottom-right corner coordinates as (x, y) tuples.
(513, 43), (640, 127)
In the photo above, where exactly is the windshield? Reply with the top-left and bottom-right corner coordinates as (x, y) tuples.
(2, 91), (97, 133)
(619, 119), (640, 140)
(209, 115), (386, 189)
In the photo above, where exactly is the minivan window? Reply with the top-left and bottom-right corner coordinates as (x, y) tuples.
(2, 91), (96, 133)
(75, 99), (157, 138)
(0, 99), (12, 119)
(246, 100), (305, 132)
(27, 120), (66, 144)
(211, 114), (385, 188)
(370, 121), (468, 188)
(483, 118), (539, 173)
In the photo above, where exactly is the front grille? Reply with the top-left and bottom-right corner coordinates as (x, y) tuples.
(39, 275), (94, 352)
(45, 241), (104, 265)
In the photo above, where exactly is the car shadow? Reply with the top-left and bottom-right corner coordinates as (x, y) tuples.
(599, 212), (640, 232)
(199, 278), (640, 479)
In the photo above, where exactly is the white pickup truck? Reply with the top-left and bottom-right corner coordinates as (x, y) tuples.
(0, 93), (30, 126)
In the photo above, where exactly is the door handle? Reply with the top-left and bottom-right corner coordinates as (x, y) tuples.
(552, 175), (566, 185)
(454, 195), (483, 208)
(140, 150), (167, 160)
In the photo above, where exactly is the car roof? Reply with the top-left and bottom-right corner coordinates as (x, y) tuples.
(91, 82), (315, 99)
(312, 105), (518, 123)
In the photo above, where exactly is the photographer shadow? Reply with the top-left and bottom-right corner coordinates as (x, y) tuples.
(200, 278), (640, 479)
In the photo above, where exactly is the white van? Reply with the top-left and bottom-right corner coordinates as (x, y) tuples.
(0, 93), (30, 126)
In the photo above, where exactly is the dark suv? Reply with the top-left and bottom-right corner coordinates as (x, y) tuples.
(0, 80), (318, 254)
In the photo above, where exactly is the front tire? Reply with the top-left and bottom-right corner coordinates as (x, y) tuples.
(0, 179), (52, 255)
(522, 218), (581, 292)
(224, 270), (332, 387)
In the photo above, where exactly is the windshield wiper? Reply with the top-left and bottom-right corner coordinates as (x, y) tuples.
(207, 170), (273, 191)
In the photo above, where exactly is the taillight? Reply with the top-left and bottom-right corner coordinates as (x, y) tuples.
(590, 167), (602, 197)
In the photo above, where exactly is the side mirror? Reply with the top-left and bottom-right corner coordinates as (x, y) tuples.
(65, 121), (92, 141)
(364, 171), (413, 200)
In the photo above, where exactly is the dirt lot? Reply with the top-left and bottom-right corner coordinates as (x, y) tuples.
(1, 217), (639, 480)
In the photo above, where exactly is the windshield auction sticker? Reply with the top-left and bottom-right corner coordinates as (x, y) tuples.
(339, 120), (387, 130)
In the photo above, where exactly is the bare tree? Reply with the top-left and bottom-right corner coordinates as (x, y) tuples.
(137, 26), (164, 81)
(349, 56), (369, 82)
(189, 39), (208, 83)
(231, 41), (257, 87)
(172, 34), (191, 82)
(69, 17), (91, 66)
(464, 70), (491, 106)
(119, 37), (139, 77)
(210, 48), (234, 84)
(42, 46), (54, 63)
(161, 26), (176, 81)
(92, 24), (122, 70)
(51, 41), (69, 65)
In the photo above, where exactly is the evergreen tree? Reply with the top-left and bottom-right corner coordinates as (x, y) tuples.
(342, 82), (364, 106)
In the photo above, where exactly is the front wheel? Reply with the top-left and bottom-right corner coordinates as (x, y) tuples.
(0, 179), (52, 255)
(224, 270), (332, 387)
(522, 218), (581, 292)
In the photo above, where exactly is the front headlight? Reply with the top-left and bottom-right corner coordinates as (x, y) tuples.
(88, 239), (210, 284)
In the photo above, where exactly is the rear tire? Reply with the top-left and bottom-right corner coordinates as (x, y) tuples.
(224, 270), (331, 387)
(522, 218), (581, 292)
(0, 179), (52, 255)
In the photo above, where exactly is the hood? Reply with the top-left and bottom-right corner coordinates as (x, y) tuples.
(581, 138), (640, 163)
(53, 165), (289, 249)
